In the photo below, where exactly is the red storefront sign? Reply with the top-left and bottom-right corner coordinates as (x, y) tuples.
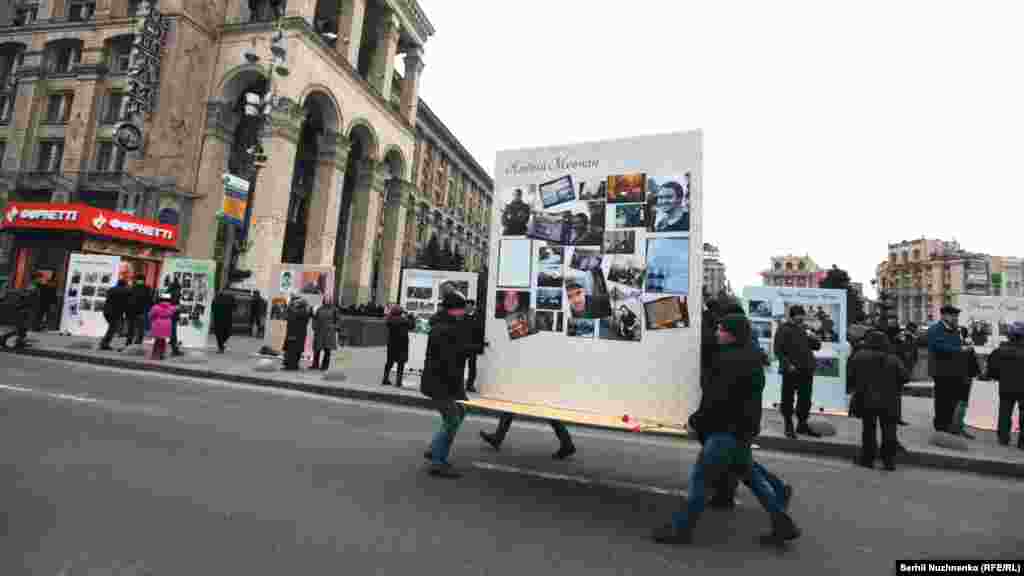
(1, 202), (178, 248)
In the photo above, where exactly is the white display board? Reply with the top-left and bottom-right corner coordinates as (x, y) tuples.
(955, 294), (1024, 353)
(400, 268), (479, 377)
(158, 258), (216, 349)
(60, 253), (121, 338)
(741, 286), (850, 412)
(485, 131), (703, 426)
(264, 263), (336, 357)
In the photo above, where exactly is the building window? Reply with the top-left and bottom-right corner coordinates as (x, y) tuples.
(103, 92), (128, 124)
(45, 93), (74, 124)
(13, 4), (39, 26)
(37, 140), (64, 172)
(0, 141), (6, 164)
(128, 0), (143, 16)
(0, 93), (12, 124)
(108, 37), (134, 75)
(46, 44), (81, 75)
(68, 0), (97, 21)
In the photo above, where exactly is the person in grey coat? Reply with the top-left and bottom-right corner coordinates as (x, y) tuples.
(311, 299), (340, 371)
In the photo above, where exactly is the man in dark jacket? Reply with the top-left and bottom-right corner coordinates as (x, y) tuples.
(166, 277), (183, 356)
(1, 275), (40, 349)
(463, 300), (485, 392)
(502, 188), (532, 236)
(212, 290), (236, 354)
(281, 296), (310, 370)
(127, 275), (152, 345)
(848, 331), (908, 470)
(383, 304), (414, 386)
(928, 305), (971, 433)
(99, 279), (132, 350)
(420, 291), (469, 478)
(655, 314), (800, 546)
(774, 305), (822, 438)
(985, 321), (1024, 448)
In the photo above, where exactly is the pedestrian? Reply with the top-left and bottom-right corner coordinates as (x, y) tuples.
(166, 276), (184, 356)
(464, 299), (486, 393)
(250, 290), (265, 337)
(654, 313), (800, 546)
(35, 274), (57, 331)
(311, 298), (339, 371)
(953, 336), (981, 439)
(148, 292), (177, 360)
(127, 274), (152, 345)
(479, 415), (576, 460)
(282, 296), (311, 370)
(0, 275), (40, 349)
(927, 305), (972, 434)
(419, 290), (470, 478)
(99, 279), (132, 350)
(382, 304), (413, 386)
(211, 289), (236, 353)
(773, 305), (823, 438)
(848, 331), (907, 470)
(985, 321), (1024, 448)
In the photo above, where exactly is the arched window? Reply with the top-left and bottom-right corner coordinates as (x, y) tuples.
(44, 39), (83, 76)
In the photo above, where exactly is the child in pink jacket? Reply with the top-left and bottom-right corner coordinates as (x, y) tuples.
(148, 293), (177, 360)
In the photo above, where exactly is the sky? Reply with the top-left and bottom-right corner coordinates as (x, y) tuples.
(412, 0), (1024, 299)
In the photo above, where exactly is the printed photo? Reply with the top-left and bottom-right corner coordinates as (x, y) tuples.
(301, 271), (328, 295)
(441, 280), (470, 299)
(568, 317), (595, 338)
(181, 289), (194, 302)
(67, 287), (79, 298)
(498, 238), (532, 288)
(567, 201), (606, 246)
(607, 283), (641, 302)
(182, 273), (193, 290)
(79, 298), (93, 312)
(173, 272), (182, 284)
(578, 179), (606, 201)
(194, 273), (209, 287)
(414, 315), (432, 335)
(646, 173), (690, 233)
(68, 301), (79, 316)
(607, 254), (646, 290)
(501, 187), (534, 236)
(95, 286), (108, 298)
(751, 320), (773, 340)
(644, 296), (690, 330)
(195, 291), (207, 305)
(177, 305), (192, 318)
(279, 270), (294, 292)
(645, 237), (689, 295)
(270, 296), (288, 320)
(565, 269), (612, 319)
(603, 230), (636, 255)
(406, 301), (420, 311)
(100, 273), (112, 285)
(81, 285), (97, 297)
(527, 211), (569, 244)
(506, 310), (537, 340)
(407, 286), (433, 300)
(536, 287), (563, 310)
(422, 302), (436, 313)
(70, 272), (82, 285)
(536, 246), (564, 287)
(569, 248), (603, 272)
(93, 299), (105, 312)
(815, 356), (840, 378)
(495, 289), (530, 319)
(612, 204), (645, 229)
(798, 304), (840, 343)
(84, 272), (99, 284)
(539, 174), (576, 209)
(599, 300), (643, 342)
(749, 299), (772, 319)
(534, 310), (564, 333)
(607, 173), (646, 204)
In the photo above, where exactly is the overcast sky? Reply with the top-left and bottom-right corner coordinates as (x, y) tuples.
(413, 0), (1023, 298)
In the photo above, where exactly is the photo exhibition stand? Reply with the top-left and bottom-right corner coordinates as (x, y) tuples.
(399, 268), (480, 378)
(471, 131), (703, 430)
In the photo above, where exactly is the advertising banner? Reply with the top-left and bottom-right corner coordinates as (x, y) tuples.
(60, 253), (121, 338)
(741, 286), (850, 412)
(159, 258), (216, 349)
(399, 269), (480, 377)
(221, 173), (249, 228)
(2, 202), (178, 248)
(264, 263), (335, 357)
(486, 131), (703, 427)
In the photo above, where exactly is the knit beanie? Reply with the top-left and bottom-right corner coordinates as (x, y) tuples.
(440, 290), (467, 311)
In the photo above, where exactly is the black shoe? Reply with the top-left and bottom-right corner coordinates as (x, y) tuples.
(382, 379), (392, 387)
(796, 423), (821, 438)
(553, 445), (576, 460)
(1017, 438), (1024, 450)
(428, 463), (462, 478)
(854, 457), (873, 469)
(759, 512), (801, 546)
(898, 420), (910, 426)
(998, 438), (1010, 446)
(171, 350), (184, 357)
(479, 431), (501, 451)
(466, 386), (477, 393)
(423, 449), (432, 461)
(652, 524), (693, 545)
(98, 345), (112, 351)
(781, 485), (793, 511)
(882, 460), (896, 471)
(895, 443), (909, 454)
(784, 419), (796, 439)
(960, 430), (976, 440)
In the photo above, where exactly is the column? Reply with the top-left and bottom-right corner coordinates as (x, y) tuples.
(378, 179), (412, 305)
(95, 0), (112, 19)
(369, 12), (400, 97)
(6, 49), (44, 170)
(399, 47), (423, 125)
(186, 100), (233, 259)
(61, 40), (104, 175)
(303, 131), (350, 266)
(239, 104), (302, 295)
(0, 2), (11, 26)
(337, 0), (367, 68)
(341, 159), (385, 305)
(49, 0), (68, 19)
(285, 0), (315, 24)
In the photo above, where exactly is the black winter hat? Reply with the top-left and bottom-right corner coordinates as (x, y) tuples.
(440, 290), (467, 310)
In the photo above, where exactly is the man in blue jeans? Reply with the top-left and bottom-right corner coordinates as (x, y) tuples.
(654, 313), (801, 546)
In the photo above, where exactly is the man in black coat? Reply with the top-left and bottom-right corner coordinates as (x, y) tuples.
(281, 296), (310, 370)
(773, 305), (822, 438)
(420, 291), (469, 478)
(212, 290), (236, 353)
(1, 275), (40, 349)
(848, 331), (908, 470)
(99, 279), (132, 350)
(127, 275), (152, 345)
(985, 321), (1024, 448)
(166, 277), (183, 356)
(383, 304), (414, 386)
(463, 299), (486, 393)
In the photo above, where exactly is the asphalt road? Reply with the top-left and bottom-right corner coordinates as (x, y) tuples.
(1, 355), (1021, 575)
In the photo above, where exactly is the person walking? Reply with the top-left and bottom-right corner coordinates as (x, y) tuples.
(848, 331), (907, 470)
(0, 275), (40, 349)
(654, 313), (800, 546)
(419, 291), (470, 478)
(282, 296), (311, 370)
(127, 275), (152, 345)
(148, 293), (177, 360)
(211, 289), (236, 353)
(928, 305), (971, 433)
(985, 321), (1024, 449)
(250, 291), (265, 337)
(99, 279), (132, 350)
(773, 305), (822, 438)
(479, 415), (577, 460)
(311, 298), (339, 371)
(166, 277), (184, 356)
(464, 299), (486, 393)
(953, 335), (980, 439)
(35, 275), (57, 332)
(382, 304), (413, 386)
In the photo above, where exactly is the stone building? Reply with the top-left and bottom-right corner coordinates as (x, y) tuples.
(0, 0), (436, 305)
(701, 242), (728, 296)
(402, 98), (492, 275)
(760, 254), (824, 288)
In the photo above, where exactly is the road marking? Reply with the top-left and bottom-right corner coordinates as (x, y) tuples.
(472, 461), (690, 498)
(0, 383), (99, 404)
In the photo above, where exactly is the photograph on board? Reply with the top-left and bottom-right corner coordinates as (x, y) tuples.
(578, 179), (606, 202)
(495, 289), (531, 319)
(603, 230), (636, 255)
(536, 287), (563, 310)
(536, 245), (564, 287)
(534, 310), (564, 333)
(749, 299), (772, 319)
(506, 310), (537, 341)
(607, 173), (646, 204)
(539, 175), (576, 209)
(527, 211), (569, 244)
(611, 204), (645, 229)
(569, 248), (603, 272)
(607, 253), (646, 290)
(643, 295), (690, 330)
(568, 316), (596, 338)
(501, 187), (534, 236)
(645, 173), (690, 233)
(751, 320), (773, 340)
(566, 202), (604, 246)
(565, 269), (612, 320)
(498, 238), (532, 288)
(598, 299), (643, 342)
(407, 285), (433, 300)
(607, 283), (641, 303)
(645, 237), (689, 295)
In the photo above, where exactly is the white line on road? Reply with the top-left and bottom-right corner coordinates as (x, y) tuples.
(0, 383), (99, 404)
(472, 461), (691, 499)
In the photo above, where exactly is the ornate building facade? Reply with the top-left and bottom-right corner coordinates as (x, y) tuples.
(761, 254), (825, 288)
(0, 0), (435, 305)
(403, 99), (492, 274)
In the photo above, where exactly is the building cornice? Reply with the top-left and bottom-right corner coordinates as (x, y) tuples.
(415, 98), (493, 195)
(387, 0), (435, 46)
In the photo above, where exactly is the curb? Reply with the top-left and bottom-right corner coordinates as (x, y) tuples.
(6, 347), (1022, 480)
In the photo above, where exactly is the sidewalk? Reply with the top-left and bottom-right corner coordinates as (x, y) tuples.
(6, 331), (1024, 479)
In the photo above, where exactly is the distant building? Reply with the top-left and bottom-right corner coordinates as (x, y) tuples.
(761, 255), (824, 288)
(702, 242), (728, 296)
